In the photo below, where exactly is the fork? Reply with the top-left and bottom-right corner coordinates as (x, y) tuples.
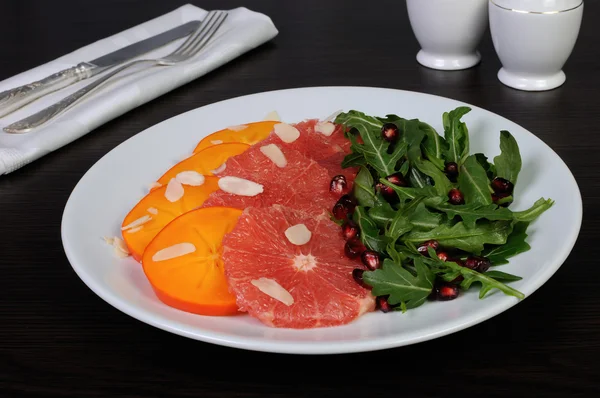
(3, 10), (228, 134)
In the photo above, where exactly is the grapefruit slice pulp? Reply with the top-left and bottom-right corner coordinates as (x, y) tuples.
(222, 204), (376, 328)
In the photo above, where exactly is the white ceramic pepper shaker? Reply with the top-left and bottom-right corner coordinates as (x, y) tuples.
(489, 0), (584, 91)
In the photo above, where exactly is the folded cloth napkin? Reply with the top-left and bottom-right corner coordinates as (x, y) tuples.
(0, 4), (278, 175)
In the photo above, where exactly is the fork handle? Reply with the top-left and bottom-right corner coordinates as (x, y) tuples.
(3, 59), (154, 134)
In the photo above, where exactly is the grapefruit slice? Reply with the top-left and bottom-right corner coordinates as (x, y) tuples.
(201, 143), (335, 215)
(142, 206), (243, 316)
(154, 143), (249, 188)
(194, 121), (277, 153)
(222, 205), (376, 328)
(121, 177), (220, 261)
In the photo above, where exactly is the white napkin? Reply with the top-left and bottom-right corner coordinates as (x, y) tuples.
(0, 4), (278, 175)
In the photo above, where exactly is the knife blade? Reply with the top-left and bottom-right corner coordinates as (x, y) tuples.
(0, 20), (201, 118)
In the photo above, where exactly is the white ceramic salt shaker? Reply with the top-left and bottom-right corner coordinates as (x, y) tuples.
(406, 0), (489, 70)
(489, 0), (584, 91)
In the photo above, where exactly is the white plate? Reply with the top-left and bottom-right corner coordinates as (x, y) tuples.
(61, 86), (582, 355)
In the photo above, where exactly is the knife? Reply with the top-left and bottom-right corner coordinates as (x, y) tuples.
(0, 20), (201, 118)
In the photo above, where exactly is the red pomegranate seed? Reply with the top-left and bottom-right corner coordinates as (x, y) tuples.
(352, 268), (371, 289)
(345, 238), (366, 258)
(448, 188), (465, 205)
(332, 194), (356, 220)
(417, 240), (440, 256)
(491, 177), (514, 194)
(436, 251), (449, 262)
(330, 175), (348, 195)
(444, 162), (459, 181)
(376, 182), (398, 203)
(361, 250), (381, 270)
(341, 220), (360, 240)
(464, 256), (491, 273)
(376, 296), (394, 312)
(381, 123), (399, 142)
(385, 172), (408, 187)
(435, 283), (459, 301)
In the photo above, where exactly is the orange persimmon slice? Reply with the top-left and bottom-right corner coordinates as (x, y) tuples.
(193, 121), (277, 153)
(121, 176), (220, 262)
(142, 206), (243, 316)
(153, 143), (249, 188)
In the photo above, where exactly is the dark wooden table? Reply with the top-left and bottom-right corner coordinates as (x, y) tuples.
(1, 1), (598, 397)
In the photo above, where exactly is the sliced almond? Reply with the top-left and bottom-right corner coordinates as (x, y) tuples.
(284, 224), (312, 245)
(263, 110), (281, 121)
(251, 277), (294, 306)
(211, 140), (223, 145)
(113, 237), (130, 258)
(148, 181), (162, 191)
(147, 207), (158, 215)
(121, 215), (151, 231)
(228, 124), (248, 132)
(210, 162), (227, 175)
(126, 226), (143, 234)
(273, 123), (300, 143)
(218, 176), (264, 197)
(152, 242), (196, 262)
(259, 144), (287, 168)
(164, 178), (184, 202)
(322, 109), (343, 122)
(175, 171), (205, 186)
(103, 236), (115, 245)
(315, 121), (336, 137)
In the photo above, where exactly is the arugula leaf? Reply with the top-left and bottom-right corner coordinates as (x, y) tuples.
(387, 197), (425, 241)
(399, 160), (410, 176)
(363, 258), (435, 309)
(513, 198), (554, 222)
(415, 159), (452, 196)
(493, 130), (522, 185)
(443, 106), (471, 165)
(408, 202), (443, 231)
(379, 178), (435, 202)
(481, 221), (530, 265)
(336, 111), (407, 178)
(483, 271), (523, 282)
(409, 167), (430, 189)
(342, 152), (366, 168)
(368, 197), (396, 228)
(475, 153), (496, 180)
(429, 202), (513, 229)
(353, 206), (389, 252)
(458, 155), (493, 205)
(402, 220), (513, 254)
(353, 166), (376, 207)
(420, 122), (447, 170)
(402, 119), (426, 163)
(428, 248), (524, 300)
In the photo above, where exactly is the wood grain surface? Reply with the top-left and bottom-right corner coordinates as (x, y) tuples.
(1, 1), (598, 397)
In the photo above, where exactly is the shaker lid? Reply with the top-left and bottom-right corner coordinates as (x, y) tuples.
(491, 0), (583, 13)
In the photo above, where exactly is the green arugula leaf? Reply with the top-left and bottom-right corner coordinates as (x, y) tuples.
(475, 153), (496, 180)
(408, 202), (443, 231)
(409, 167), (430, 189)
(429, 202), (513, 229)
(415, 159), (452, 196)
(402, 220), (513, 254)
(458, 155), (493, 205)
(481, 221), (531, 265)
(368, 196), (396, 228)
(387, 197), (425, 242)
(336, 111), (407, 178)
(352, 206), (389, 252)
(420, 122), (447, 170)
(402, 119), (426, 163)
(443, 106), (471, 164)
(483, 271), (523, 282)
(513, 198), (554, 222)
(493, 130), (522, 185)
(363, 258), (435, 309)
(353, 166), (376, 207)
(342, 152), (366, 168)
(379, 178), (435, 202)
(399, 160), (410, 176)
(428, 248), (524, 300)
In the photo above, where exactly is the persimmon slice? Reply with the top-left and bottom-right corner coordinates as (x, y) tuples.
(154, 143), (249, 188)
(142, 207), (243, 316)
(121, 177), (220, 261)
(193, 121), (277, 153)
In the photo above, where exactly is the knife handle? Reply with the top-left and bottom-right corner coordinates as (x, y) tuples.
(0, 62), (95, 118)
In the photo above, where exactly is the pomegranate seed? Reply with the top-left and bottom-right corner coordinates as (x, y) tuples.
(492, 192), (513, 208)
(491, 177), (514, 194)
(361, 250), (381, 270)
(436, 251), (449, 262)
(352, 268), (371, 289)
(381, 123), (399, 143)
(341, 220), (360, 240)
(330, 175), (348, 195)
(376, 296), (394, 312)
(417, 240), (440, 256)
(435, 283), (459, 301)
(332, 194), (356, 220)
(376, 182), (398, 203)
(448, 188), (465, 205)
(464, 256), (491, 273)
(385, 172), (408, 187)
(345, 238), (366, 258)
(444, 162), (459, 181)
